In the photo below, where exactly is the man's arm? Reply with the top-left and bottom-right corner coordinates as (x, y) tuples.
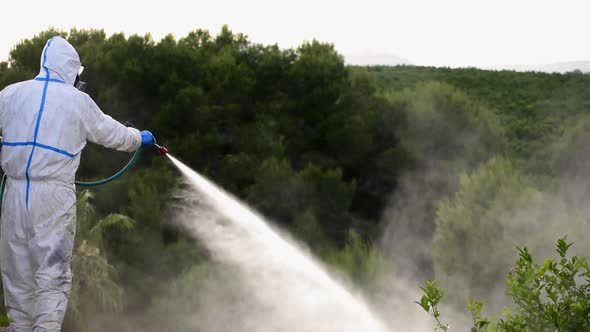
(80, 94), (141, 152)
(0, 87), (7, 136)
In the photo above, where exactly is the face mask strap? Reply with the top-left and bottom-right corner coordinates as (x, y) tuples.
(74, 65), (87, 92)
(74, 75), (87, 92)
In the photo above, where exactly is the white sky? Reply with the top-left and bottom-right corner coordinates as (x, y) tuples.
(1, 0), (589, 67)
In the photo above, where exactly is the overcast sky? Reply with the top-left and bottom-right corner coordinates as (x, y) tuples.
(1, 0), (589, 68)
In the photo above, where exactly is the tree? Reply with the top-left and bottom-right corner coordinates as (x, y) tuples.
(380, 82), (505, 278)
(324, 230), (392, 291)
(433, 157), (542, 307)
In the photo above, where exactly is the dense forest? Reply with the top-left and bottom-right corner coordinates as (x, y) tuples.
(1, 28), (590, 331)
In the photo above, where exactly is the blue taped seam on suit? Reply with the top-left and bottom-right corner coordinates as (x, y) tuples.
(34, 143), (75, 158)
(34, 77), (65, 84)
(2, 142), (75, 158)
(1, 142), (33, 147)
(24, 37), (55, 207)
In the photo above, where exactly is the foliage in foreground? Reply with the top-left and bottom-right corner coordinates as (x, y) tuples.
(419, 238), (590, 331)
(65, 191), (134, 331)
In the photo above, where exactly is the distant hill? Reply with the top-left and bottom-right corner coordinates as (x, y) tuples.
(486, 61), (590, 74)
(344, 52), (412, 66)
(345, 53), (590, 74)
(362, 64), (590, 172)
(364, 65), (590, 116)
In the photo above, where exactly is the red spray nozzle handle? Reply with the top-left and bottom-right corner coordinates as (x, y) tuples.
(154, 143), (168, 156)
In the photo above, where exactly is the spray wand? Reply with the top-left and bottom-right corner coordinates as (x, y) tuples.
(154, 143), (168, 156)
(124, 121), (168, 156)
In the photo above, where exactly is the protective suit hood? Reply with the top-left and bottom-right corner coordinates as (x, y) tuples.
(37, 36), (81, 86)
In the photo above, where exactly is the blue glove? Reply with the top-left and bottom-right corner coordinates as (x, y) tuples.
(140, 130), (156, 146)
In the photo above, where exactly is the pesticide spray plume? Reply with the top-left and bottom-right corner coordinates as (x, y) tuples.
(165, 154), (391, 332)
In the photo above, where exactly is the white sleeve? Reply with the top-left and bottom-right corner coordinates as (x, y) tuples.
(0, 88), (7, 136)
(80, 94), (141, 152)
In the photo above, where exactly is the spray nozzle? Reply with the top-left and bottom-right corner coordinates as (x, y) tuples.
(154, 143), (168, 156)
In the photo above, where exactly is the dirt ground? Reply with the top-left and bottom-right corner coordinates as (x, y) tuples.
(0, 327), (9, 331)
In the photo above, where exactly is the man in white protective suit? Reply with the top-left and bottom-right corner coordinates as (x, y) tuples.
(0, 36), (156, 331)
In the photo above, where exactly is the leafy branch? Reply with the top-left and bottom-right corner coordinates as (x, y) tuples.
(416, 280), (449, 331)
(418, 237), (590, 332)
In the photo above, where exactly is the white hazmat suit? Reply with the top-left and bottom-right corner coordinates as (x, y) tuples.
(0, 36), (141, 331)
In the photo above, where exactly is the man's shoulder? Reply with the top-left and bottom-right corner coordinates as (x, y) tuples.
(1, 80), (29, 93)
(0, 80), (30, 102)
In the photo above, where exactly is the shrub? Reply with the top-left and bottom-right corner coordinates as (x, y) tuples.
(419, 237), (590, 331)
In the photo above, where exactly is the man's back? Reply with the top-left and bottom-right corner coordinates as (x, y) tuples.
(0, 79), (89, 184)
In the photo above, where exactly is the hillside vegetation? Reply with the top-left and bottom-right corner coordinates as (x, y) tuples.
(1, 28), (590, 331)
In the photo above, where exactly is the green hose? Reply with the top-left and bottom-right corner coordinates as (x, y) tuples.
(75, 147), (142, 187)
(0, 147), (143, 210)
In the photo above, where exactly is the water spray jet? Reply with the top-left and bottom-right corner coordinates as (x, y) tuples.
(166, 155), (391, 332)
